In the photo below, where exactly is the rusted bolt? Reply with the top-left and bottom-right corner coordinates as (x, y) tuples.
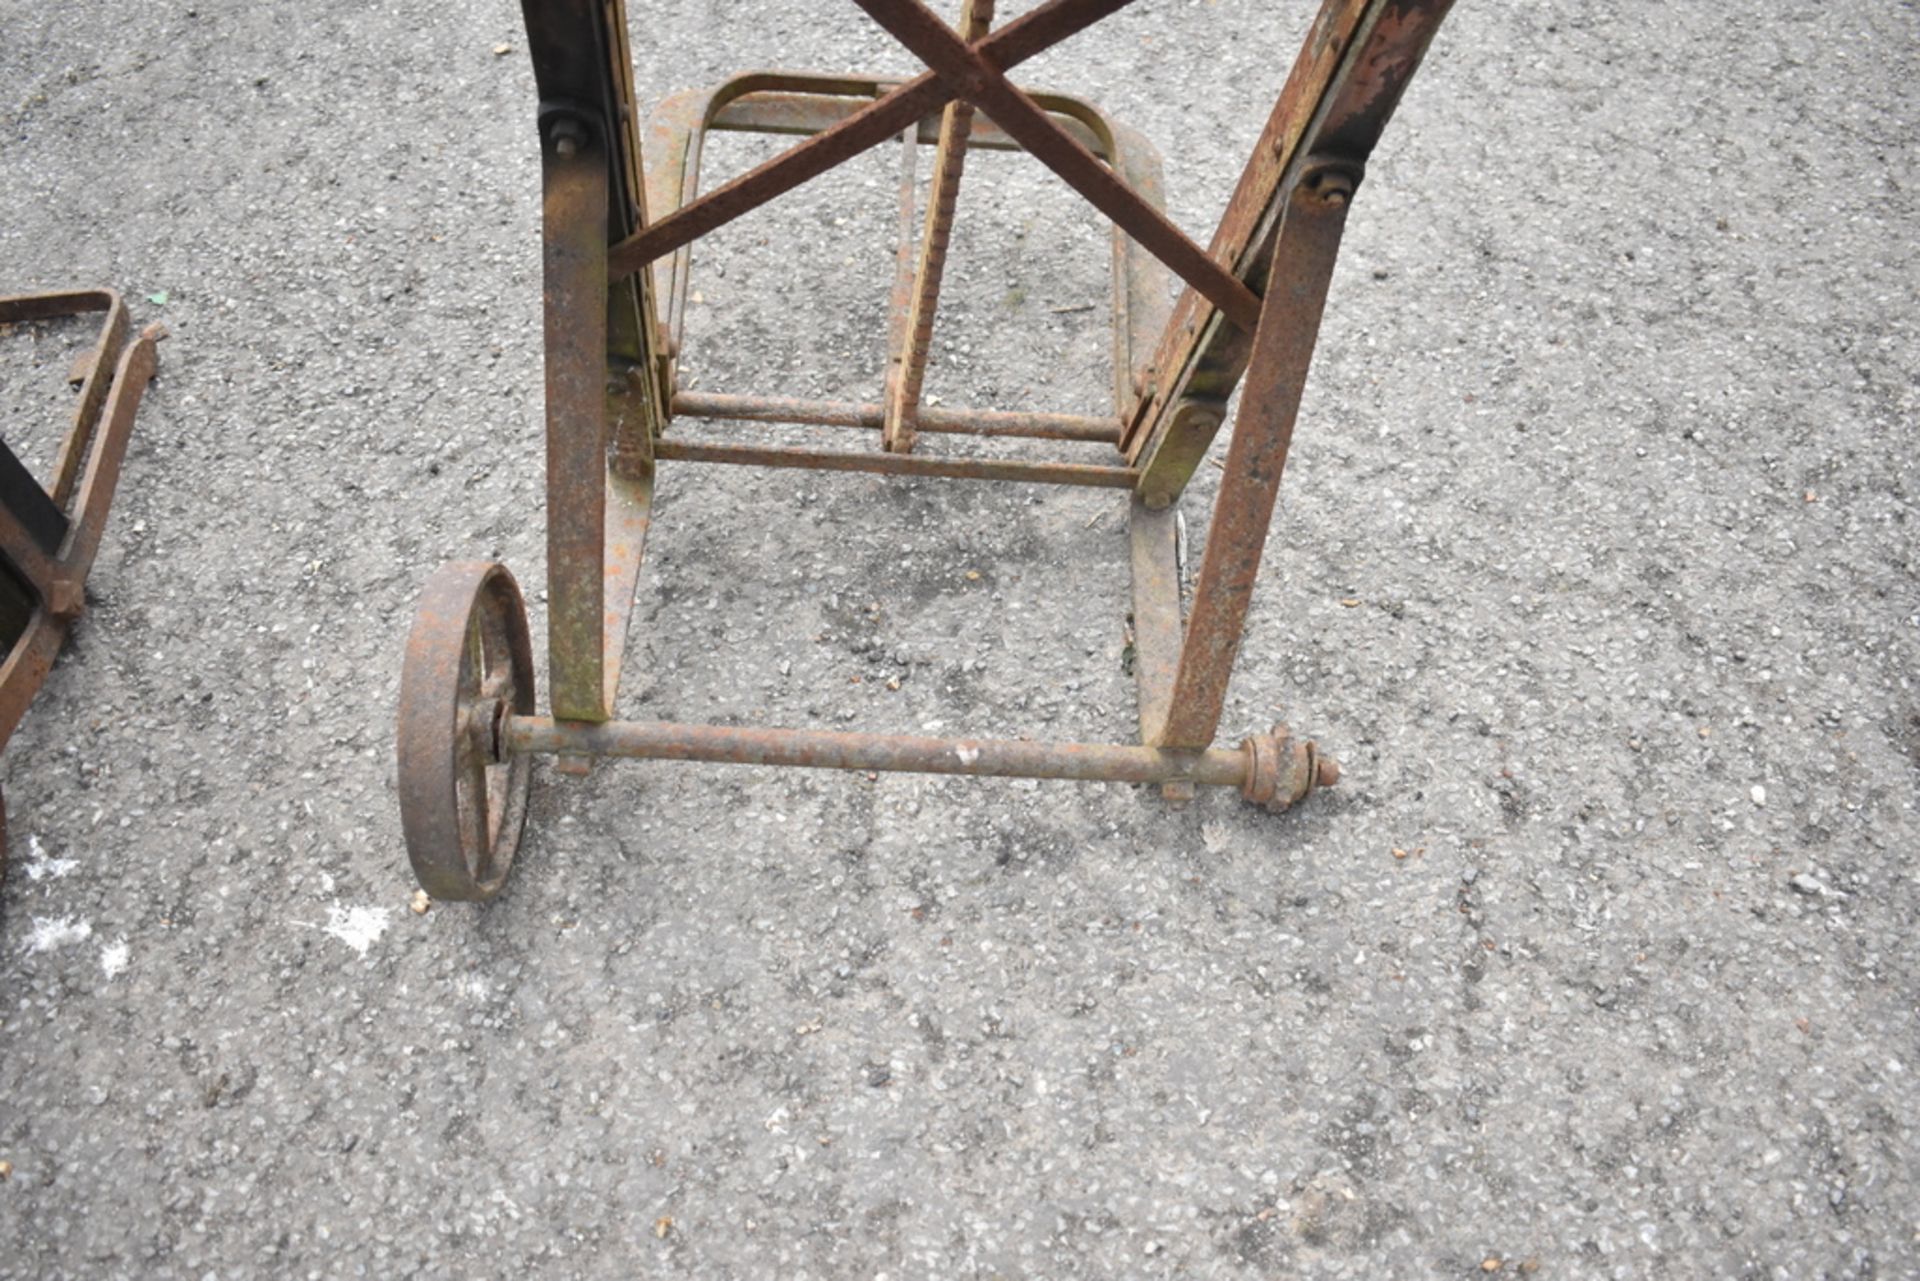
(1166, 398), (1224, 455)
(47, 577), (85, 621)
(1308, 160), (1361, 207)
(551, 119), (587, 158)
(1240, 726), (1338, 814)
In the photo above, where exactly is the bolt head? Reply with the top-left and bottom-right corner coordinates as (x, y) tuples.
(48, 578), (85, 620)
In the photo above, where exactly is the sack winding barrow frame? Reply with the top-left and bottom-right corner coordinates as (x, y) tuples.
(397, 0), (1455, 900)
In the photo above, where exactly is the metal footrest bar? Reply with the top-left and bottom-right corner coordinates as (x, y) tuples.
(672, 391), (1122, 444)
(652, 439), (1138, 487)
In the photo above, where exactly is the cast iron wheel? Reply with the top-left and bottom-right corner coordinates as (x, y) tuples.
(397, 561), (535, 901)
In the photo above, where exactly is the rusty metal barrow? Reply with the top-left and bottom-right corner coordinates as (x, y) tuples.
(396, 0), (1454, 899)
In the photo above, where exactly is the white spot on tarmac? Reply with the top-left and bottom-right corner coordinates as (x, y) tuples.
(23, 917), (92, 954)
(322, 905), (392, 956)
(100, 939), (130, 979)
(21, 836), (78, 882)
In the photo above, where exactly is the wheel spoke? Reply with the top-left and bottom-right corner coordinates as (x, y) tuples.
(458, 738), (493, 882)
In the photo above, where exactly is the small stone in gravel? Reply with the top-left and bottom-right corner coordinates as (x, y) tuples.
(1751, 785), (1767, 807)
(1789, 873), (1829, 897)
(409, 890), (430, 915)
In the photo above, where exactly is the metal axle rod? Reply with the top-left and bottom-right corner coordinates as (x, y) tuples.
(509, 715), (1239, 782)
(502, 716), (1338, 810)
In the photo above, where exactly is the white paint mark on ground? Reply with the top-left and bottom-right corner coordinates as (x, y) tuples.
(322, 905), (391, 956)
(100, 939), (130, 980)
(24, 917), (92, 954)
(21, 836), (79, 881)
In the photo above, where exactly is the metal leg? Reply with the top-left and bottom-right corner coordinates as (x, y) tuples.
(541, 117), (611, 725)
(1127, 495), (1199, 805)
(883, 0), (995, 453)
(1153, 164), (1355, 750)
(1127, 495), (1181, 745)
(880, 122), (921, 446)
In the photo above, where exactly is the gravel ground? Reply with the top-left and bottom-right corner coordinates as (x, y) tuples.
(3, 1), (1917, 1277)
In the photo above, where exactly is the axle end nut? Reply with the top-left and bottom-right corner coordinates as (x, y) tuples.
(1241, 725), (1339, 814)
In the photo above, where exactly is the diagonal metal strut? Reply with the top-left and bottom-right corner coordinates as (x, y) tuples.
(606, 0), (1140, 281)
(847, 0), (1261, 332)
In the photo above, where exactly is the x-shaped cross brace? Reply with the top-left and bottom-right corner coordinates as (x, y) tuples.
(606, 0), (1262, 332)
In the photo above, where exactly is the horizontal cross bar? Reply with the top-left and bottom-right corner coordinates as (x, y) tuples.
(674, 390), (1122, 442)
(655, 438), (1138, 486)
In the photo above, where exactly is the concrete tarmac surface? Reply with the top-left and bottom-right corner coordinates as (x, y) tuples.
(2, 1), (1916, 1276)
